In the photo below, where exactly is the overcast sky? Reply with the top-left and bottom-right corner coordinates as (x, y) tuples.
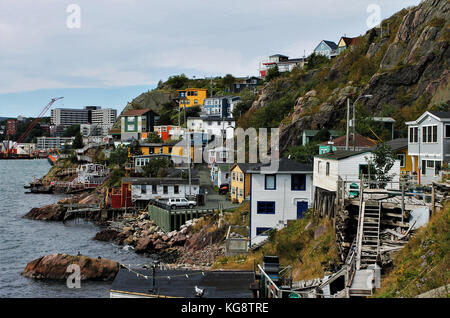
(0, 0), (422, 117)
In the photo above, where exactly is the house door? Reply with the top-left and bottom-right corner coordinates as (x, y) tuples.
(297, 201), (308, 219)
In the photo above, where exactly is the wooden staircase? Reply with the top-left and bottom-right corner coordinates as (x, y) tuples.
(359, 202), (381, 268)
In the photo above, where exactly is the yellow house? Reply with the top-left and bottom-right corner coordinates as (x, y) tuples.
(138, 142), (194, 160)
(177, 88), (208, 108)
(230, 163), (257, 204)
(382, 138), (414, 174)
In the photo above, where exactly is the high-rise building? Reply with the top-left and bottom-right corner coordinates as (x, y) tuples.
(51, 108), (89, 127)
(91, 108), (117, 125)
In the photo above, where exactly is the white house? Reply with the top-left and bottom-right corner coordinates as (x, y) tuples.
(202, 117), (236, 140)
(122, 177), (200, 208)
(210, 163), (231, 187)
(186, 117), (204, 132)
(248, 158), (314, 247)
(406, 111), (450, 185)
(313, 150), (401, 193)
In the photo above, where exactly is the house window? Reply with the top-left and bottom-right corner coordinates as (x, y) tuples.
(291, 174), (306, 191)
(174, 185), (179, 194)
(326, 162), (330, 176)
(257, 201), (275, 214)
(445, 125), (450, 138)
(163, 127), (167, 132)
(397, 154), (406, 168)
(163, 186), (168, 194)
(232, 172), (235, 181)
(152, 185), (157, 194)
(409, 127), (418, 143)
(141, 185), (146, 194)
(239, 173), (243, 182)
(264, 175), (276, 190)
(422, 125), (438, 143)
(317, 161), (321, 174)
(239, 189), (243, 197)
(256, 227), (272, 236)
(194, 99), (198, 104)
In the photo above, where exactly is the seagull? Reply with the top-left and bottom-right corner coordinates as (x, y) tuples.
(194, 286), (205, 298)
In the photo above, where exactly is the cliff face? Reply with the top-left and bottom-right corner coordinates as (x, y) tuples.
(112, 89), (177, 129)
(271, 0), (450, 153)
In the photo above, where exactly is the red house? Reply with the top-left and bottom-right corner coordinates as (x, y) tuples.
(154, 125), (181, 141)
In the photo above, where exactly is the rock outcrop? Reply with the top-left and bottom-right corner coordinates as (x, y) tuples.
(22, 254), (120, 281)
(23, 204), (67, 221)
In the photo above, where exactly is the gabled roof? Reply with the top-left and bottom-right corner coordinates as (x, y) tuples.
(406, 111), (450, 125)
(322, 40), (338, 50)
(315, 150), (369, 160)
(339, 36), (360, 47)
(231, 162), (262, 173)
(121, 109), (158, 117)
(320, 133), (376, 148)
(269, 54), (289, 58)
(247, 158), (313, 174)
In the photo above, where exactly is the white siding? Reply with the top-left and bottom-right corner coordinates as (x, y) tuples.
(131, 184), (199, 201)
(250, 172), (314, 246)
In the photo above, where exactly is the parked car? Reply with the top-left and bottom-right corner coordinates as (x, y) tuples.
(167, 198), (197, 209)
(218, 184), (229, 195)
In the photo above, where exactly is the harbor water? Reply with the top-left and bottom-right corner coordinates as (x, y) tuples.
(0, 159), (150, 297)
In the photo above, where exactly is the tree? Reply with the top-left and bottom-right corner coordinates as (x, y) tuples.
(141, 157), (172, 178)
(221, 74), (235, 92)
(108, 145), (128, 167)
(72, 131), (84, 149)
(166, 74), (189, 89)
(305, 53), (330, 70)
(232, 89), (257, 119)
(366, 142), (396, 188)
(286, 143), (319, 164)
(265, 66), (280, 82)
(145, 132), (162, 143)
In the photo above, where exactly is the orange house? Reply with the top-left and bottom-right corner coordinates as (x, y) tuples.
(177, 88), (208, 108)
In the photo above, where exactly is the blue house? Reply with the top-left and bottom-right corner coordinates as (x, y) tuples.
(314, 40), (338, 59)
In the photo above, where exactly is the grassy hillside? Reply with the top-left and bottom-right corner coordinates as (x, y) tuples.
(374, 202), (450, 298)
(215, 205), (340, 282)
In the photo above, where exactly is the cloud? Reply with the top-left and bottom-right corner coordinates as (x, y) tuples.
(0, 0), (423, 95)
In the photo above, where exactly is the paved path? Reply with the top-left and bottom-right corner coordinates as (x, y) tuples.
(196, 164), (240, 211)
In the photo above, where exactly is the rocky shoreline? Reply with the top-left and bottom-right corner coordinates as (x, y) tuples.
(24, 190), (229, 270)
(94, 212), (228, 269)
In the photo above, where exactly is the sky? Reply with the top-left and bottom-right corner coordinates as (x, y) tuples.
(0, 0), (422, 117)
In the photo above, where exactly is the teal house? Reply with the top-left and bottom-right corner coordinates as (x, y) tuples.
(120, 109), (159, 141)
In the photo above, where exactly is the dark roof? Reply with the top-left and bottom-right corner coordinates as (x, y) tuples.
(429, 111), (450, 119)
(232, 162), (262, 173)
(369, 138), (407, 151)
(323, 40), (338, 50)
(339, 36), (360, 47)
(315, 150), (368, 160)
(269, 54), (289, 58)
(202, 116), (236, 122)
(320, 133), (376, 148)
(248, 158), (313, 174)
(111, 268), (255, 298)
(122, 177), (200, 185)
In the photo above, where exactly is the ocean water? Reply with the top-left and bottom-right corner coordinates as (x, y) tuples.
(0, 159), (150, 298)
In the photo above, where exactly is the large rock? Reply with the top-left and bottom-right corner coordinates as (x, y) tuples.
(23, 204), (67, 221)
(22, 254), (120, 281)
(93, 229), (119, 242)
(135, 237), (153, 253)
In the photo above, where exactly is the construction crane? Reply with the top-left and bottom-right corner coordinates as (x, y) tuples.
(7, 97), (64, 157)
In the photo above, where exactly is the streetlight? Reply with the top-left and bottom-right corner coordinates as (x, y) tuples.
(346, 95), (373, 151)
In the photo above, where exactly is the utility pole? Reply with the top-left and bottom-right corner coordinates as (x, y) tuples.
(346, 98), (350, 150)
(353, 100), (356, 151)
